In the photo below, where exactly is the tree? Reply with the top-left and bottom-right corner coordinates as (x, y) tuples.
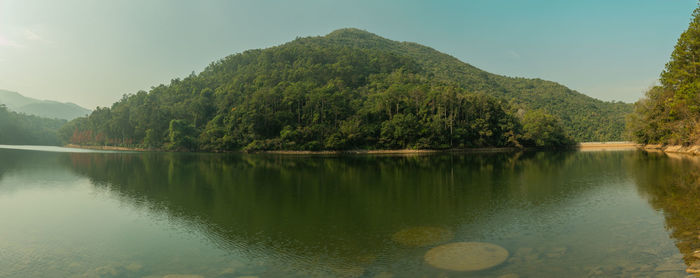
(166, 120), (196, 151)
(520, 110), (574, 147)
(630, 5), (700, 145)
(144, 129), (162, 149)
(0, 104), (66, 146)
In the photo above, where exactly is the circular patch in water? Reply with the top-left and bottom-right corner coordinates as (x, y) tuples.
(391, 226), (455, 247)
(424, 242), (509, 271)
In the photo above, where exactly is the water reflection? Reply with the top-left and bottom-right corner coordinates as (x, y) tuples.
(632, 151), (700, 273)
(0, 148), (80, 193)
(58, 150), (658, 277)
(3, 147), (697, 277)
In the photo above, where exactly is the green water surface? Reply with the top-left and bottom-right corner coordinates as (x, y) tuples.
(0, 146), (697, 277)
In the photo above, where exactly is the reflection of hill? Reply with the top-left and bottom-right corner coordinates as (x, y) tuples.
(0, 149), (79, 193)
(631, 151), (700, 269)
(61, 150), (638, 274)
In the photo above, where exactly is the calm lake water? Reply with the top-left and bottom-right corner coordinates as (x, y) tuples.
(1, 145), (699, 277)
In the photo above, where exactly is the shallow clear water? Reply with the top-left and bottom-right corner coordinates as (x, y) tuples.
(0, 146), (698, 277)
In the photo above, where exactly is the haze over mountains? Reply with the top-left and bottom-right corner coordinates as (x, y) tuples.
(0, 89), (91, 120)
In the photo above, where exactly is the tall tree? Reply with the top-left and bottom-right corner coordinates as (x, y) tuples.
(630, 5), (700, 144)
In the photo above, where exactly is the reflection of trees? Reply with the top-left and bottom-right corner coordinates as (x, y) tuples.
(0, 149), (76, 193)
(0, 149), (41, 181)
(0, 149), (18, 181)
(632, 151), (700, 266)
(62, 150), (628, 268)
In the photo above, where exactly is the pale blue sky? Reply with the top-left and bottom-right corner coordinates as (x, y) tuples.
(0, 0), (697, 108)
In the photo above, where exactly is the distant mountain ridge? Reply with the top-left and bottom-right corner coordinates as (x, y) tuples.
(0, 90), (91, 120)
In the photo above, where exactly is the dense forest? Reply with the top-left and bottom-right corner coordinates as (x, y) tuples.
(60, 29), (629, 152)
(0, 104), (66, 145)
(628, 6), (700, 145)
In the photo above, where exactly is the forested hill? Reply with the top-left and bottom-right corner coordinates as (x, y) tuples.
(0, 105), (66, 145)
(61, 29), (629, 151)
(321, 29), (632, 141)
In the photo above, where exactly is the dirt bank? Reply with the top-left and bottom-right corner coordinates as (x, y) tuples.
(577, 142), (639, 151)
(577, 142), (638, 148)
(642, 144), (700, 155)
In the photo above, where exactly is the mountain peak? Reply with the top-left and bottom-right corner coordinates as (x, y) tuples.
(326, 28), (377, 38)
(323, 28), (393, 45)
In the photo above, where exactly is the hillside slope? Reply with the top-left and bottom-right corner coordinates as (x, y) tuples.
(0, 90), (91, 120)
(0, 104), (66, 145)
(61, 29), (628, 151)
(321, 29), (632, 141)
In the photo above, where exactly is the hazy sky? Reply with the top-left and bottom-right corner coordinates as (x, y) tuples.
(0, 0), (697, 109)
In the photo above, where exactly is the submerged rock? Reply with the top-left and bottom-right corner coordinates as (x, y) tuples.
(655, 261), (686, 272)
(94, 266), (119, 277)
(219, 267), (236, 275)
(653, 271), (683, 278)
(373, 272), (394, 278)
(424, 242), (509, 271)
(687, 262), (700, 273)
(330, 266), (365, 278)
(391, 226), (454, 247)
(544, 247), (568, 258)
(354, 254), (378, 264)
(125, 263), (143, 272)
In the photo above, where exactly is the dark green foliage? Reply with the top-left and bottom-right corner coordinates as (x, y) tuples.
(520, 110), (575, 147)
(60, 29), (615, 151)
(143, 129), (161, 149)
(0, 104), (66, 145)
(629, 6), (700, 145)
(321, 29), (632, 142)
(166, 119), (196, 151)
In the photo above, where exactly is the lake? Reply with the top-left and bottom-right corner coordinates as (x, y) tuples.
(0, 145), (698, 277)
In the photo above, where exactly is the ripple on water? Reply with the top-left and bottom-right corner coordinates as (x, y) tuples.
(391, 226), (454, 247)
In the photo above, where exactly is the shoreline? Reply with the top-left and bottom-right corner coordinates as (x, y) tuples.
(64, 144), (522, 154)
(63, 142), (639, 155)
(260, 147), (521, 155)
(577, 141), (638, 148)
(64, 144), (149, 152)
(577, 142), (639, 152)
(642, 144), (700, 156)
